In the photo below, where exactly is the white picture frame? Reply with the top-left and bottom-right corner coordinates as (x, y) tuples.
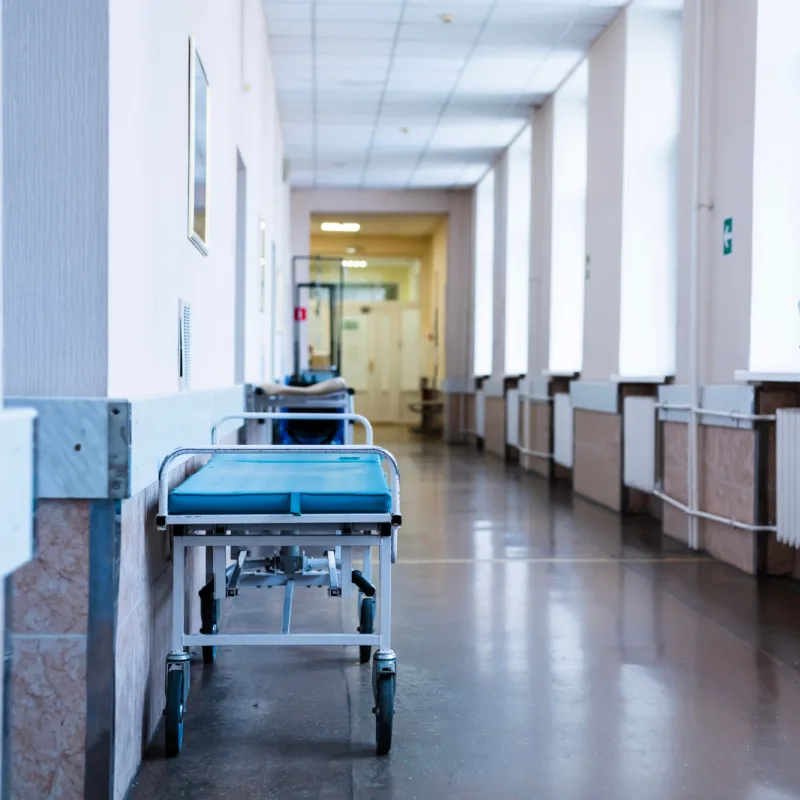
(188, 38), (210, 255)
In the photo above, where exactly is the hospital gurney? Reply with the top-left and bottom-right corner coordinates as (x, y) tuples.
(255, 377), (356, 445)
(156, 413), (400, 757)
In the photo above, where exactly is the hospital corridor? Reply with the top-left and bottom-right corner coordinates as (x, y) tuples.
(3, 0), (800, 798)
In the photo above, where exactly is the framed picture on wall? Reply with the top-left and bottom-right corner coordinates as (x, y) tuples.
(188, 38), (210, 254)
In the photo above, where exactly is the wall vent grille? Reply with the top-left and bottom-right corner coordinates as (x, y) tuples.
(179, 300), (192, 391)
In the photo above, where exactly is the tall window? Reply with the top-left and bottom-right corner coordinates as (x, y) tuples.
(504, 129), (532, 375)
(750, 0), (800, 373)
(473, 169), (495, 376)
(549, 62), (588, 374)
(618, 6), (681, 377)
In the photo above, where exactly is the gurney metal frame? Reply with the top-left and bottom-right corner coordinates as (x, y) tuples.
(156, 412), (400, 756)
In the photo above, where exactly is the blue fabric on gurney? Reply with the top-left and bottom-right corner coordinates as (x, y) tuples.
(168, 453), (391, 516)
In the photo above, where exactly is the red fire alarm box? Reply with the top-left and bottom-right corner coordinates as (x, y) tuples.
(294, 307), (307, 322)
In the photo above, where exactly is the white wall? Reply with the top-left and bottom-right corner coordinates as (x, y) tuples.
(107, 0), (289, 397)
(675, 0), (757, 384)
(291, 188), (474, 382)
(3, 0), (110, 397)
(582, 13), (627, 381)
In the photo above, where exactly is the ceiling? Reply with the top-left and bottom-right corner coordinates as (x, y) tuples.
(262, 0), (627, 190)
(310, 213), (446, 236)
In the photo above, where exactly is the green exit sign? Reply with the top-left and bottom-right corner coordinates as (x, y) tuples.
(723, 217), (733, 256)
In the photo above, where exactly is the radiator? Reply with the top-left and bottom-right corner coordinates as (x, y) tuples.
(623, 396), (656, 492)
(777, 409), (800, 546)
(553, 393), (573, 468)
(475, 387), (486, 437)
(506, 388), (519, 447)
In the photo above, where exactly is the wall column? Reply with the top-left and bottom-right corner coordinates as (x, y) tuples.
(484, 154), (508, 458)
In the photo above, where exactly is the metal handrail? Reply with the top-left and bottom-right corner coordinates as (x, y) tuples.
(212, 412), (373, 445)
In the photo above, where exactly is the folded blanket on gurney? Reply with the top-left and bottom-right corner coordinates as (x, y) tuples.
(168, 452), (391, 516)
(259, 377), (347, 396)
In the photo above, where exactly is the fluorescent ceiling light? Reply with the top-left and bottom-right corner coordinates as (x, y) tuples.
(321, 221), (360, 232)
(342, 259), (368, 268)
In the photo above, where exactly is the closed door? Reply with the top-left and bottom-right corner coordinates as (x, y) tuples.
(342, 308), (377, 420)
(341, 303), (420, 424)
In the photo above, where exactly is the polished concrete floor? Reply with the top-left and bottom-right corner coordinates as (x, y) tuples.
(130, 440), (800, 800)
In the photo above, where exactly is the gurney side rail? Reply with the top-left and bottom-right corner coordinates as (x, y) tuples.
(211, 412), (374, 445)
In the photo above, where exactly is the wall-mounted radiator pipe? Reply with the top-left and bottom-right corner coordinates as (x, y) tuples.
(654, 488), (777, 534)
(521, 393), (554, 461)
(658, 403), (777, 423)
(656, 401), (777, 537)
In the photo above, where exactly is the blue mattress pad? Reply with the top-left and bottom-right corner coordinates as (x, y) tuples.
(169, 452), (391, 516)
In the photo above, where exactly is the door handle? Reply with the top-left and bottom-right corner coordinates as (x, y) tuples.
(368, 360), (375, 373)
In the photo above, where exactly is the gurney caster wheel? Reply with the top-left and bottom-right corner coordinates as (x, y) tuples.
(202, 623), (217, 664)
(374, 674), (394, 755)
(165, 669), (185, 757)
(358, 597), (375, 664)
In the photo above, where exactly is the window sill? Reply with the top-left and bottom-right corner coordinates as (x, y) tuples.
(611, 374), (670, 384)
(735, 370), (800, 383)
(543, 370), (579, 378)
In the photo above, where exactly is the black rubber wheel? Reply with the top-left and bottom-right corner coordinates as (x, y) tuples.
(165, 669), (185, 757)
(202, 623), (217, 664)
(375, 675), (394, 755)
(358, 597), (375, 664)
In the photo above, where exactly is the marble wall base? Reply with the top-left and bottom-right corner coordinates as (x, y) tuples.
(663, 421), (759, 574)
(519, 402), (551, 478)
(8, 500), (90, 799)
(444, 393), (474, 444)
(114, 455), (210, 799)
(484, 397), (505, 459)
(573, 410), (622, 512)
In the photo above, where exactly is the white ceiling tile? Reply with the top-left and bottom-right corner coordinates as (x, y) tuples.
(386, 71), (460, 92)
(398, 22), (483, 43)
(269, 37), (312, 54)
(272, 53), (313, 68)
(370, 136), (434, 153)
(315, 21), (399, 40)
(455, 164), (491, 183)
(402, 6), (490, 24)
(289, 171), (315, 188)
(313, 0), (401, 4)
(314, 39), (394, 56)
(315, 3), (403, 23)
(315, 173), (367, 188)
(265, 18), (312, 37)
(393, 39), (473, 58)
(407, 0), (493, 6)
(428, 120), (525, 150)
(263, 2), (311, 22)
(391, 55), (467, 72)
(316, 54), (390, 71)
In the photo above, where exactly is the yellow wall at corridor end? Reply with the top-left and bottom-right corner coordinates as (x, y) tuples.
(309, 217), (449, 384)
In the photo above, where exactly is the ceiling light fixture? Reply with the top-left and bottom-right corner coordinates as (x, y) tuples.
(321, 221), (361, 233)
(342, 259), (368, 268)
(439, 13), (454, 24)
